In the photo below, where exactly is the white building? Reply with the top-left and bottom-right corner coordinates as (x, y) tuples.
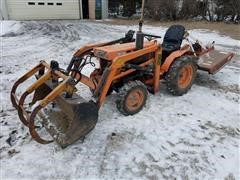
(0, 0), (108, 20)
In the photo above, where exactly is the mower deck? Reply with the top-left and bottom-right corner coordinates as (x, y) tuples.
(197, 50), (234, 74)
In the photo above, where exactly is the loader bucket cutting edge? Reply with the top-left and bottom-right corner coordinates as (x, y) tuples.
(11, 61), (99, 147)
(38, 97), (99, 148)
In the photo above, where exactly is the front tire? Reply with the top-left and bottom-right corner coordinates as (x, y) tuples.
(165, 56), (197, 96)
(116, 81), (148, 116)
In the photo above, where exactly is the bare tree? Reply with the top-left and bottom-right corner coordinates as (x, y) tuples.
(145, 0), (179, 20)
(180, 0), (198, 18)
(122, 0), (136, 17)
(108, 0), (240, 22)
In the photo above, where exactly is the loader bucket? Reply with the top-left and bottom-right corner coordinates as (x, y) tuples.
(38, 91), (98, 148)
(10, 60), (98, 148)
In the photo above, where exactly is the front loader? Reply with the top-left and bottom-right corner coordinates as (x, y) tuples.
(11, 1), (234, 148)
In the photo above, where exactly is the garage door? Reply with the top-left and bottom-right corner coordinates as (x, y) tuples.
(7, 0), (80, 20)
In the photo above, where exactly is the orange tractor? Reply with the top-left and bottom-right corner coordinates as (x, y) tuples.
(10, 23), (234, 147)
(10, 2), (234, 147)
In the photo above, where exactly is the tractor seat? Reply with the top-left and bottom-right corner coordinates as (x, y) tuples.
(162, 25), (185, 62)
(162, 40), (181, 53)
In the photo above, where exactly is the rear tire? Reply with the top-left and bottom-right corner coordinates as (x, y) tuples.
(165, 56), (197, 96)
(116, 81), (148, 116)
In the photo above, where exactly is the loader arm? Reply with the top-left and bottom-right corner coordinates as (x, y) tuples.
(95, 41), (159, 107)
(68, 30), (136, 75)
(10, 33), (138, 146)
(67, 41), (159, 109)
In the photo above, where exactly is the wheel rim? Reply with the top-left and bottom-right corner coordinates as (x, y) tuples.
(126, 89), (144, 112)
(178, 64), (193, 89)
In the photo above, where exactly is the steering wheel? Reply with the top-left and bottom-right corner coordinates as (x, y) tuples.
(144, 33), (161, 41)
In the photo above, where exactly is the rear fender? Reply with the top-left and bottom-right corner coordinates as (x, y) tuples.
(161, 45), (191, 73)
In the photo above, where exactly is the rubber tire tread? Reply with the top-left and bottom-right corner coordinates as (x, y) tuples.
(116, 80), (148, 116)
(165, 55), (197, 96)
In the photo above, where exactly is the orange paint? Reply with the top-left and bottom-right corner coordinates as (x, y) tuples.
(161, 45), (190, 73)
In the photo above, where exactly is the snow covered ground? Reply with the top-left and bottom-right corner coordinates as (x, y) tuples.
(0, 20), (239, 179)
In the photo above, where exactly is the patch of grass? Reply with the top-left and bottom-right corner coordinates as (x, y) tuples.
(100, 19), (240, 40)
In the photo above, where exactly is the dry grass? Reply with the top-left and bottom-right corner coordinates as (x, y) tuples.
(98, 19), (240, 40)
